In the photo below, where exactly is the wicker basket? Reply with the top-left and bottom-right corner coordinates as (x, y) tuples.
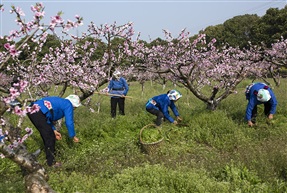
(139, 124), (164, 155)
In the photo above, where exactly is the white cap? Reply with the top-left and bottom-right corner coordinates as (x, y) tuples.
(167, 90), (182, 101)
(65, 95), (81, 107)
(113, 71), (121, 79)
(257, 89), (271, 102)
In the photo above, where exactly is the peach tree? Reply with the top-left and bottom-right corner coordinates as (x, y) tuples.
(130, 29), (275, 110)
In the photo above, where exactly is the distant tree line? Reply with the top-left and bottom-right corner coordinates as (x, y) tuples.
(197, 6), (287, 49)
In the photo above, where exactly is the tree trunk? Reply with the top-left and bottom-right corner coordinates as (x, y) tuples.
(206, 100), (219, 111)
(0, 136), (55, 193)
(206, 87), (220, 110)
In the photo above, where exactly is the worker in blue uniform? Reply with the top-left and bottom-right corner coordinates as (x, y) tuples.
(146, 90), (182, 126)
(107, 71), (129, 118)
(27, 95), (81, 167)
(245, 82), (277, 127)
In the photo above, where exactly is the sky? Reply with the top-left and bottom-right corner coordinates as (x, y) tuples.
(0, 0), (286, 41)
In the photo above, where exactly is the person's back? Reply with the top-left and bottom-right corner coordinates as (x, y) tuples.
(245, 82), (277, 126)
(152, 94), (169, 108)
(37, 97), (73, 120)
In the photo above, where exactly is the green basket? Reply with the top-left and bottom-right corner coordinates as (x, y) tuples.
(139, 124), (164, 155)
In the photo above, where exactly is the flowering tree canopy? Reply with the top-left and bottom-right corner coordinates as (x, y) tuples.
(130, 30), (275, 110)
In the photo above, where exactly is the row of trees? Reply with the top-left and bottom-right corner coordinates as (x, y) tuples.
(0, 3), (287, 192)
(2, 6), (287, 63)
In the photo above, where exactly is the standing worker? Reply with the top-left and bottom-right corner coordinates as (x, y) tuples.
(107, 71), (129, 118)
(27, 95), (81, 167)
(146, 90), (182, 126)
(245, 82), (277, 127)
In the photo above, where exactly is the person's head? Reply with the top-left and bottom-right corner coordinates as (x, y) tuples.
(112, 71), (121, 80)
(167, 90), (182, 101)
(257, 89), (271, 102)
(65, 95), (82, 108)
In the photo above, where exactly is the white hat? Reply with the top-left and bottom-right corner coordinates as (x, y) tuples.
(113, 71), (121, 79)
(257, 89), (271, 102)
(167, 90), (182, 101)
(65, 95), (81, 107)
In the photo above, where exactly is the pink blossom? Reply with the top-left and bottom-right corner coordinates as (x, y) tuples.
(3, 97), (11, 105)
(9, 30), (19, 38)
(9, 87), (20, 97)
(35, 11), (45, 18)
(4, 43), (21, 56)
(15, 7), (25, 16)
(0, 118), (5, 125)
(31, 5), (37, 12)
(19, 80), (28, 92)
(51, 15), (64, 24)
(40, 32), (48, 41)
(64, 22), (72, 31)
(31, 3), (43, 12)
(9, 48), (21, 57)
(13, 106), (25, 116)
(25, 127), (33, 134)
(27, 104), (40, 114)
(4, 43), (10, 50)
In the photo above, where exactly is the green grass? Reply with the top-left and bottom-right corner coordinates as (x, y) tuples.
(1, 79), (287, 192)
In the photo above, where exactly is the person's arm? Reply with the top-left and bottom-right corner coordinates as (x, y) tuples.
(245, 100), (255, 126)
(64, 105), (79, 142)
(161, 103), (175, 123)
(107, 80), (113, 93)
(170, 102), (179, 117)
(122, 78), (129, 96)
(269, 91), (277, 117)
(169, 102), (181, 124)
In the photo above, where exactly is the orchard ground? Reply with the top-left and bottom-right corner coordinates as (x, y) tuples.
(1, 78), (287, 193)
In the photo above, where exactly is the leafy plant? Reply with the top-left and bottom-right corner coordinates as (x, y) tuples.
(140, 125), (164, 144)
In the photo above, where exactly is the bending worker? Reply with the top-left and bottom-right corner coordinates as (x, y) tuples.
(27, 95), (81, 167)
(146, 90), (182, 126)
(245, 82), (277, 127)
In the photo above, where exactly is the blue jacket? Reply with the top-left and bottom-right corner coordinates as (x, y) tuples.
(33, 96), (76, 138)
(108, 77), (129, 97)
(146, 94), (179, 123)
(245, 83), (277, 121)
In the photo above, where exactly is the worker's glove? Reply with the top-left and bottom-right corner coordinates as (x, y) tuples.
(176, 116), (182, 122)
(54, 130), (62, 140)
(173, 121), (178, 125)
